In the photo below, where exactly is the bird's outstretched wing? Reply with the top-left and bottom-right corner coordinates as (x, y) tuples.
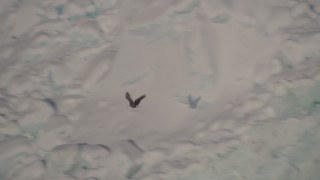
(126, 92), (134, 105)
(134, 95), (146, 105)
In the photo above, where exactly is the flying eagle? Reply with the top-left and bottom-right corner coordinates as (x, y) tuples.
(126, 92), (146, 108)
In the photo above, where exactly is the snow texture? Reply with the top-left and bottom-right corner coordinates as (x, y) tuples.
(0, 0), (320, 179)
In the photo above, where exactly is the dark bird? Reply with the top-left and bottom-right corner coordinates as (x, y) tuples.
(126, 92), (146, 108)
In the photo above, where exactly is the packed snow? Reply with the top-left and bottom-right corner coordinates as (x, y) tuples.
(0, 0), (320, 180)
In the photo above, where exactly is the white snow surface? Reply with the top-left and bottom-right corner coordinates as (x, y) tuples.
(0, 0), (320, 180)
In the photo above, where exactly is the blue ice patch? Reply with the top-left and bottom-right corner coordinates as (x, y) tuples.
(55, 4), (64, 15)
(85, 10), (99, 19)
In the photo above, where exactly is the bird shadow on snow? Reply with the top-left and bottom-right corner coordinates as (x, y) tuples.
(188, 95), (201, 109)
(176, 94), (201, 109)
